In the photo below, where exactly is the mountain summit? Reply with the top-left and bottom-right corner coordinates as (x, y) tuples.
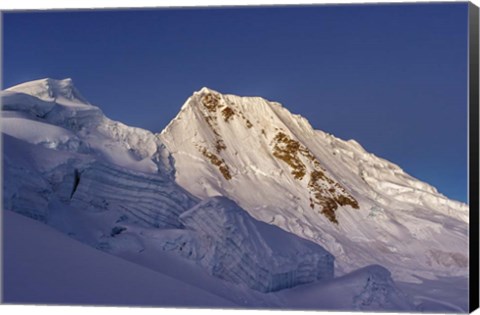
(1, 80), (469, 310)
(6, 78), (90, 105)
(160, 87), (468, 280)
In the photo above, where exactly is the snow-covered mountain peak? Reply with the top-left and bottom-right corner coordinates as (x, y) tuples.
(2, 80), (470, 282)
(180, 86), (291, 117)
(2, 78), (175, 176)
(161, 87), (469, 281)
(1, 80), (470, 309)
(162, 88), (369, 224)
(6, 78), (90, 105)
(197, 86), (216, 94)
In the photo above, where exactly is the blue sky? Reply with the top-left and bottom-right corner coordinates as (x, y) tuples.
(2, 3), (469, 203)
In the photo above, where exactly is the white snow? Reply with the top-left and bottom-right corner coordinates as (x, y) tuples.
(2, 78), (172, 175)
(3, 209), (428, 311)
(1, 79), (470, 312)
(2, 210), (236, 307)
(2, 112), (83, 151)
(160, 87), (469, 281)
(6, 78), (91, 106)
(66, 161), (198, 228)
(175, 196), (334, 292)
(277, 264), (414, 311)
(2, 79), (336, 299)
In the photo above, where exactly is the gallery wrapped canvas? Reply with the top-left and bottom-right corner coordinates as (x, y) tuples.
(1, 1), (479, 313)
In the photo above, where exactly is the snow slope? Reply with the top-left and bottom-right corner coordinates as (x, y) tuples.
(4, 209), (419, 311)
(2, 210), (236, 307)
(2, 78), (335, 298)
(1, 79), (469, 311)
(3, 78), (173, 175)
(160, 87), (469, 281)
(277, 264), (414, 311)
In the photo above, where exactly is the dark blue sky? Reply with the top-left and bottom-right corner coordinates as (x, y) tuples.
(2, 3), (469, 203)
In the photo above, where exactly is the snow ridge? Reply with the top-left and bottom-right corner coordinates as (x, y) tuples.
(6, 78), (90, 105)
(2, 78), (338, 295)
(1, 79), (470, 310)
(161, 87), (469, 281)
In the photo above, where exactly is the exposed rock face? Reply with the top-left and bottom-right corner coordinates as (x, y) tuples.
(271, 131), (359, 223)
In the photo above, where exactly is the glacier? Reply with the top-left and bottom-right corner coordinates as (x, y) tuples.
(2, 78), (336, 295)
(1, 78), (469, 311)
(175, 196), (334, 292)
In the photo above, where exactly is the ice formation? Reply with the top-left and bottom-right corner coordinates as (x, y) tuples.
(164, 196), (334, 292)
(1, 79), (470, 310)
(2, 78), (336, 293)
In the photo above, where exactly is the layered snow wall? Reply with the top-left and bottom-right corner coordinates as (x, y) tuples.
(65, 162), (199, 228)
(160, 197), (334, 292)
